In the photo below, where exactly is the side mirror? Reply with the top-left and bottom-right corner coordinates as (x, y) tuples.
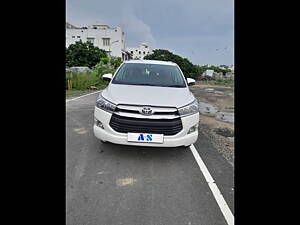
(102, 73), (113, 82)
(187, 78), (196, 86)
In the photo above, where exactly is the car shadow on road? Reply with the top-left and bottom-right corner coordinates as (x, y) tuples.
(97, 141), (189, 161)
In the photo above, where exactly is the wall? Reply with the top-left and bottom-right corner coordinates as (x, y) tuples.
(66, 26), (125, 58)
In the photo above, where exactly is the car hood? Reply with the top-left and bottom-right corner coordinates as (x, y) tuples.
(101, 84), (195, 108)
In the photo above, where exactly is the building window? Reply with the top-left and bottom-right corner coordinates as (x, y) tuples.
(77, 36), (80, 38)
(87, 38), (95, 44)
(143, 51), (145, 54)
(131, 51), (133, 54)
(72, 36), (75, 38)
(102, 38), (110, 46)
(139, 51), (141, 54)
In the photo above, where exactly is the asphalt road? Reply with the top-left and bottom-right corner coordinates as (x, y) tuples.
(66, 92), (234, 225)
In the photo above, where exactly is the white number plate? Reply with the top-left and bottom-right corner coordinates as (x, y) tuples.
(127, 133), (164, 143)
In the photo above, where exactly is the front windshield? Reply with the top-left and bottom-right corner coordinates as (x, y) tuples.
(111, 63), (187, 88)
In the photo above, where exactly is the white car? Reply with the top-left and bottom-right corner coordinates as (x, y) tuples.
(93, 60), (199, 147)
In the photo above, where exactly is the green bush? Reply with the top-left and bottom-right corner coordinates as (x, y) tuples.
(93, 61), (116, 78)
(65, 57), (124, 91)
(100, 57), (109, 64)
(110, 56), (122, 69)
(66, 59), (118, 90)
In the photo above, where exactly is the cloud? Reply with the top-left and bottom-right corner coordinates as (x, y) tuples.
(66, 0), (233, 65)
(67, 0), (156, 48)
(120, 7), (156, 48)
(158, 31), (234, 65)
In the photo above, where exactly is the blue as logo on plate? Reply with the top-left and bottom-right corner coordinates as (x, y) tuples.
(138, 134), (152, 141)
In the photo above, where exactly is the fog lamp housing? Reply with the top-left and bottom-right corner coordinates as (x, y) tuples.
(94, 118), (104, 129)
(188, 124), (198, 134)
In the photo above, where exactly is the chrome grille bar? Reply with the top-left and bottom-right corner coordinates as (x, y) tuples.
(113, 111), (180, 119)
(114, 104), (179, 119)
(117, 104), (178, 113)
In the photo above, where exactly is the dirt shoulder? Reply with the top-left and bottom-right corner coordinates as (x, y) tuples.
(190, 84), (234, 166)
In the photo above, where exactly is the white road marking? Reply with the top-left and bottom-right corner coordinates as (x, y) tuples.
(116, 178), (137, 186)
(74, 128), (88, 134)
(189, 144), (234, 225)
(66, 91), (101, 103)
(97, 171), (107, 175)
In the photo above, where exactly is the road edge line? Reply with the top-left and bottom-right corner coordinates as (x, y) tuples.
(189, 144), (234, 225)
(66, 91), (101, 103)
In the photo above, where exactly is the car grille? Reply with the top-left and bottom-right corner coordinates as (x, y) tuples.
(113, 104), (180, 119)
(109, 114), (183, 136)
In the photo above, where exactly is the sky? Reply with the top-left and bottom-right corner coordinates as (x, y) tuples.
(66, 0), (234, 66)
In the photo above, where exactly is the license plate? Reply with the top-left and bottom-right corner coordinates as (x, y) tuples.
(127, 133), (164, 143)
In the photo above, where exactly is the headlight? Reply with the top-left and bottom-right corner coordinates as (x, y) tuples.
(95, 95), (116, 113)
(178, 100), (199, 117)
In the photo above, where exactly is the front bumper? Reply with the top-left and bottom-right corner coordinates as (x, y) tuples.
(93, 107), (199, 147)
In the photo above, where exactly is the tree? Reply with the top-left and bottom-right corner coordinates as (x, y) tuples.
(144, 49), (197, 78)
(194, 65), (207, 76)
(66, 40), (107, 68)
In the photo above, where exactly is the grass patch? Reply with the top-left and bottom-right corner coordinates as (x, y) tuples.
(66, 70), (109, 92)
(66, 71), (103, 90)
(198, 80), (234, 87)
(201, 113), (216, 117)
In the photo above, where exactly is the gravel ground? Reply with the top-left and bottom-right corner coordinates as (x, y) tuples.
(199, 121), (234, 166)
(190, 85), (235, 167)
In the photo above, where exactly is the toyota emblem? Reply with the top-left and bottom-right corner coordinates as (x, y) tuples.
(140, 107), (153, 115)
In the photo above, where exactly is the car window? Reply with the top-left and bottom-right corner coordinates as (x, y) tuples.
(112, 63), (186, 87)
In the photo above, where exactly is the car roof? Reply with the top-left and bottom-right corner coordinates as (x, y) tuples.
(124, 60), (177, 66)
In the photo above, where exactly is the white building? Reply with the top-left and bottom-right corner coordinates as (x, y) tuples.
(66, 23), (131, 61)
(126, 43), (152, 60)
(204, 69), (214, 77)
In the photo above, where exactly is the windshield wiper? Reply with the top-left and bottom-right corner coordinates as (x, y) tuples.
(117, 83), (185, 87)
(129, 83), (157, 86)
